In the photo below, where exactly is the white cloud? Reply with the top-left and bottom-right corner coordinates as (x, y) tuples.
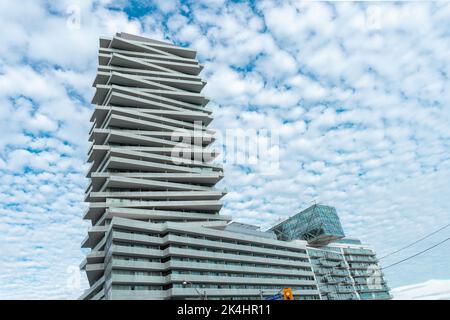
(392, 279), (450, 300)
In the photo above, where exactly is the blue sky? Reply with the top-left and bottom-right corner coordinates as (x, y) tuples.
(0, 0), (449, 299)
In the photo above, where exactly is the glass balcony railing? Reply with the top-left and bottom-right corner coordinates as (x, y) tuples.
(343, 248), (375, 256)
(345, 255), (378, 263)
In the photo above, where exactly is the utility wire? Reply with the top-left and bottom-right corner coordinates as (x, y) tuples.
(379, 223), (450, 260)
(382, 237), (450, 270)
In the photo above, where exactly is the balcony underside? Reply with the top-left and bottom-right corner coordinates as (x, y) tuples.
(88, 171), (223, 191)
(102, 85), (211, 113)
(89, 156), (221, 176)
(92, 105), (213, 125)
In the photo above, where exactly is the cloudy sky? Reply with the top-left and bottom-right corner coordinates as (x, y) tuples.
(0, 0), (449, 299)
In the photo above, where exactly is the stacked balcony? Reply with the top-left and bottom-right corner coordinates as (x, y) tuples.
(80, 32), (228, 299)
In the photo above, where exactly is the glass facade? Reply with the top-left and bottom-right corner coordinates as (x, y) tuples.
(308, 245), (391, 300)
(270, 205), (345, 245)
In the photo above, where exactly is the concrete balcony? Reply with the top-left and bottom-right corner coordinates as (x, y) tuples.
(168, 273), (317, 286)
(108, 34), (197, 59)
(345, 255), (378, 263)
(111, 259), (166, 271)
(165, 234), (311, 262)
(343, 248), (375, 256)
(92, 105), (213, 128)
(99, 47), (199, 65)
(87, 190), (226, 202)
(104, 87), (211, 113)
(84, 198), (223, 223)
(347, 262), (373, 269)
(95, 66), (204, 88)
(99, 207), (229, 224)
(107, 53), (203, 76)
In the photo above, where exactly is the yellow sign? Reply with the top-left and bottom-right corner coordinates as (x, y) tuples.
(283, 288), (294, 300)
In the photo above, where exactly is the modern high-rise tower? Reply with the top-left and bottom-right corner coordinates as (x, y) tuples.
(80, 33), (390, 300)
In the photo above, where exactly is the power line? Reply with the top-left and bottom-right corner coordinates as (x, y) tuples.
(382, 237), (450, 270)
(379, 223), (450, 260)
